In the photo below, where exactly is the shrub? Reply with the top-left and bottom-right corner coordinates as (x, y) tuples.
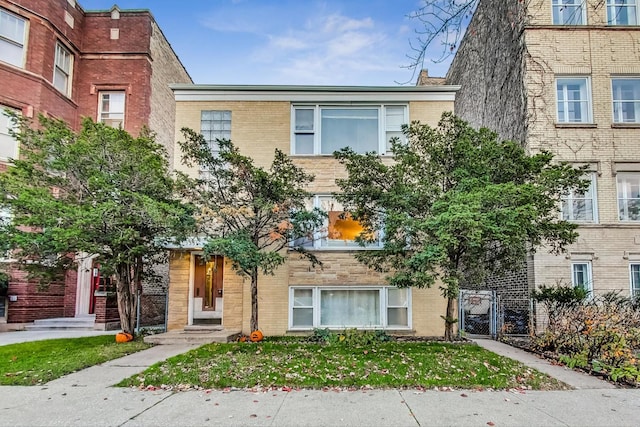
(310, 328), (391, 346)
(532, 287), (640, 385)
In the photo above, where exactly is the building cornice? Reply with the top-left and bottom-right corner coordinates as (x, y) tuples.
(171, 84), (459, 102)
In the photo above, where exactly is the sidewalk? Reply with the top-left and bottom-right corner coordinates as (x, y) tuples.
(0, 337), (637, 426)
(0, 329), (118, 346)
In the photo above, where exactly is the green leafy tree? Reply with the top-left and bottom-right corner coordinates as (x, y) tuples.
(0, 114), (193, 334)
(178, 129), (325, 332)
(334, 113), (587, 340)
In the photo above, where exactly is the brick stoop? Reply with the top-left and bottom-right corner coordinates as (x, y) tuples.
(143, 328), (241, 345)
(25, 315), (96, 331)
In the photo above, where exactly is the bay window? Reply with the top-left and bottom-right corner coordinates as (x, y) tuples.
(53, 42), (72, 96)
(0, 8), (26, 68)
(292, 104), (407, 155)
(289, 286), (411, 329)
(98, 91), (125, 128)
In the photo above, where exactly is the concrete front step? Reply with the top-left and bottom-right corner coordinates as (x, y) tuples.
(25, 317), (96, 331)
(144, 329), (241, 345)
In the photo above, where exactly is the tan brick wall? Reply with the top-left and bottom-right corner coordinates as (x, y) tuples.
(170, 96), (454, 336)
(167, 251), (190, 331)
(523, 22), (640, 295)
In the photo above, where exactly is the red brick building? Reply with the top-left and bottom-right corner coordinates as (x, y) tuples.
(0, 0), (192, 328)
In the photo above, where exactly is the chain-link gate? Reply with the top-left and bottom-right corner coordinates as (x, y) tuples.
(459, 290), (498, 338)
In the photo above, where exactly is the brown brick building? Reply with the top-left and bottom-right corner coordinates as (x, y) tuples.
(0, 0), (191, 328)
(445, 0), (640, 330)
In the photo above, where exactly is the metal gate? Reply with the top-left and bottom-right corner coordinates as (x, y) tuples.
(459, 290), (498, 338)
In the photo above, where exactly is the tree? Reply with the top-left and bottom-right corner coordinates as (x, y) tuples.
(334, 113), (587, 340)
(177, 129), (325, 332)
(0, 114), (193, 334)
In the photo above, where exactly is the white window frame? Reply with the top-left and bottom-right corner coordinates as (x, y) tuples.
(556, 77), (593, 124)
(630, 263), (640, 297)
(297, 195), (382, 250)
(571, 261), (593, 294)
(617, 173), (640, 221)
(288, 286), (412, 330)
(612, 78), (640, 123)
(561, 172), (598, 223)
(98, 91), (125, 128)
(0, 8), (27, 68)
(291, 104), (408, 156)
(552, 0), (587, 25)
(607, 0), (639, 25)
(53, 42), (72, 96)
(0, 107), (19, 162)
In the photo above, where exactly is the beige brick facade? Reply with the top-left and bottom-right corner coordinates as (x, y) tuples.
(447, 0), (640, 330)
(167, 86), (456, 336)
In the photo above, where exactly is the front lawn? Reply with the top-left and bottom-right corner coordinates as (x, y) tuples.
(0, 335), (151, 385)
(120, 340), (567, 390)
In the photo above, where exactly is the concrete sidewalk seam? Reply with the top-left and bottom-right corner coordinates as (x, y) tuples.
(118, 390), (176, 427)
(509, 390), (572, 427)
(398, 389), (422, 426)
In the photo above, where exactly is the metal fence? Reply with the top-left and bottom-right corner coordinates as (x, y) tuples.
(459, 290), (531, 338)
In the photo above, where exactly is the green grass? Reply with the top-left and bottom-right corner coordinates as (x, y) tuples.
(119, 341), (567, 390)
(0, 335), (151, 385)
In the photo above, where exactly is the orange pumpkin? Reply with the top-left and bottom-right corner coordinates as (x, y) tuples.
(239, 336), (247, 343)
(115, 332), (133, 343)
(249, 330), (264, 342)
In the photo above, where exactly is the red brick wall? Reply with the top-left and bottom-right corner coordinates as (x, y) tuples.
(94, 293), (119, 323)
(63, 269), (77, 317)
(6, 266), (65, 323)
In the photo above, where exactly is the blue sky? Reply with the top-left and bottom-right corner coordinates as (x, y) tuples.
(79, 0), (456, 85)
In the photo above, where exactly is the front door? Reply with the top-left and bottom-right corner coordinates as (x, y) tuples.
(194, 255), (224, 312)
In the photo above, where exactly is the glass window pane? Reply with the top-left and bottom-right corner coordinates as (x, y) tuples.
(293, 289), (313, 306)
(292, 308), (313, 327)
(385, 106), (405, 130)
(295, 134), (314, 154)
(321, 108), (379, 154)
(387, 308), (408, 327)
(295, 109), (314, 131)
(387, 288), (408, 307)
(631, 264), (640, 295)
(320, 289), (380, 327)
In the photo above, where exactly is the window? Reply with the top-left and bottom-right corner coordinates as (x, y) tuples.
(0, 207), (11, 261)
(561, 173), (597, 222)
(630, 264), (640, 297)
(617, 173), (640, 220)
(289, 287), (410, 329)
(572, 262), (592, 294)
(612, 78), (640, 123)
(200, 110), (231, 178)
(0, 108), (18, 161)
(297, 196), (381, 249)
(292, 105), (407, 155)
(608, 0), (639, 25)
(556, 78), (592, 123)
(0, 8), (26, 67)
(552, 0), (586, 25)
(53, 43), (72, 96)
(98, 92), (125, 128)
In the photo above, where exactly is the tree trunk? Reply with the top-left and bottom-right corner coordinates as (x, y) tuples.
(115, 261), (140, 335)
(250, 267), (259, 332)
(444, 296), (456, 341)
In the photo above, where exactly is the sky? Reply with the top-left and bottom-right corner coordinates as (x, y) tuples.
(78, 0), (456, 86)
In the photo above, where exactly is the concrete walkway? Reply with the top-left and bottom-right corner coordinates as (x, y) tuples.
(473, 338), (617, 390)
(0, 334), (637, 426)
(0, 329), (118, 346)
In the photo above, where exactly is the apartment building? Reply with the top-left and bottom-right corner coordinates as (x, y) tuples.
(0, 0), (191, 328)
(166, 84), (458, 336)
(444, 0), (640, 327)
